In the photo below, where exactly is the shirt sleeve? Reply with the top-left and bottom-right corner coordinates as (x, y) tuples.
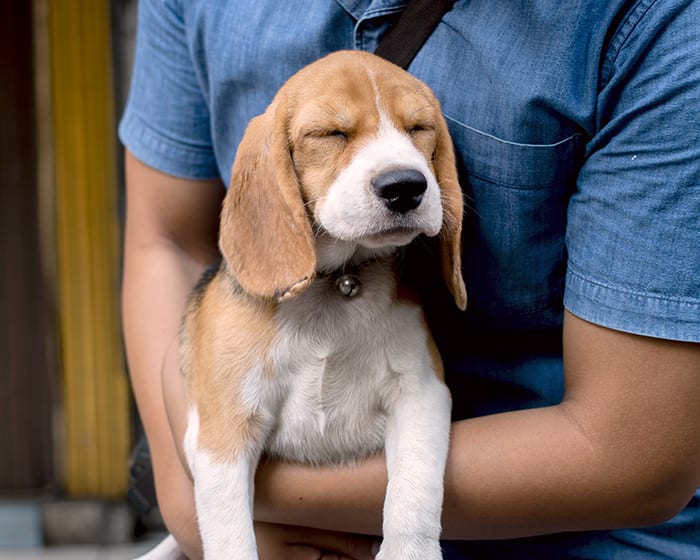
(564, 0), (700, 342)
(118, 0), (219, 179)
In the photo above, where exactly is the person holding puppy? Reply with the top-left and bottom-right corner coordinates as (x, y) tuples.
(120, 1), (700, 559)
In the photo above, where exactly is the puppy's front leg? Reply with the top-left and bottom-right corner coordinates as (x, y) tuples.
(376, 377), (451, 560)
(185, 408), (267, 560)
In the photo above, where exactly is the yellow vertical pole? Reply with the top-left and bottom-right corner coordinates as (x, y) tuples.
(48, 0), (131, 496)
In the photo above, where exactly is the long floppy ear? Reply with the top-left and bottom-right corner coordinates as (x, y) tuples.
(219, 100), (316, 301)
(434, 116), (467, 310)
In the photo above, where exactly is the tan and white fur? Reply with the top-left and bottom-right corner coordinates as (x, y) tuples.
(137, 50), (466, 560)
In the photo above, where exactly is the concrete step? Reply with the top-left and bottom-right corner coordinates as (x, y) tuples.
(0, 499), (155, 550)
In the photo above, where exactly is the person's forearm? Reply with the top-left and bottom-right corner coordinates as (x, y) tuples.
(252, 406), (589, 539)
(253, 402), (687, 541)
(443, 405), (665, 539)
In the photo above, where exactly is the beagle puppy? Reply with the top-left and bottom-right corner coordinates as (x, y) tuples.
(140, 50), (466, 560)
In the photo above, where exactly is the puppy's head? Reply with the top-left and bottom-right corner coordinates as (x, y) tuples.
(220, 50), (466, 309)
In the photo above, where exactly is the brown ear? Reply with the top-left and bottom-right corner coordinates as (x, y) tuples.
(219, 101), (316, 300)
(434, 116), (467, 310)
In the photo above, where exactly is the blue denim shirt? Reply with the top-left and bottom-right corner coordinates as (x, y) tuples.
(119, 1), (700, 557)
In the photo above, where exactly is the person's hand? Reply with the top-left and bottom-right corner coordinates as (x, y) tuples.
(255, 522), (379, 560)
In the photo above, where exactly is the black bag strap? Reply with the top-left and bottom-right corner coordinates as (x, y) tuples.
(374, 0), (457, 69)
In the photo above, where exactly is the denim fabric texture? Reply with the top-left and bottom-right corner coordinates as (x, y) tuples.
(119, 0), (700, 557)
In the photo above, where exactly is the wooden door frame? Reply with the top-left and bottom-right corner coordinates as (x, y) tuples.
(45, 0), (131, 497)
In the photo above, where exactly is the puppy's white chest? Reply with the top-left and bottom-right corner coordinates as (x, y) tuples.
(263, 269), (425, 464)
(267, 346), (389, 464)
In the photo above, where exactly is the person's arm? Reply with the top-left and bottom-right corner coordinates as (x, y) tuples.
(122, 150), (223, 559)
(253, 311), (700, 539)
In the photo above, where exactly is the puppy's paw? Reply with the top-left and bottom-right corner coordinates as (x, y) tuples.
(375, 535), (442, 560)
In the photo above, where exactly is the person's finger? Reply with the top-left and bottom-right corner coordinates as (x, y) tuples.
(296, 529), (379, 560)
(256, 522), (379, 560)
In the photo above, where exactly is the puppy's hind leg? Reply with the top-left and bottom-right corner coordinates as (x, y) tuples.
(185, 407), (269, 560)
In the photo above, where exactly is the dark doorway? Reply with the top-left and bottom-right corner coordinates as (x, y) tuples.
(0, 1), (57, 493)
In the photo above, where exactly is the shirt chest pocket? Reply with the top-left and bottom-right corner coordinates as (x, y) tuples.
(447, 116), (584, 329)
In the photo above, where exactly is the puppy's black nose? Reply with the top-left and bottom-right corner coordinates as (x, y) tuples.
(372, 169), (427, 213)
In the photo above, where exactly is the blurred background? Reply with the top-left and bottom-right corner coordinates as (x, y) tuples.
(1, 0), (162, 555)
